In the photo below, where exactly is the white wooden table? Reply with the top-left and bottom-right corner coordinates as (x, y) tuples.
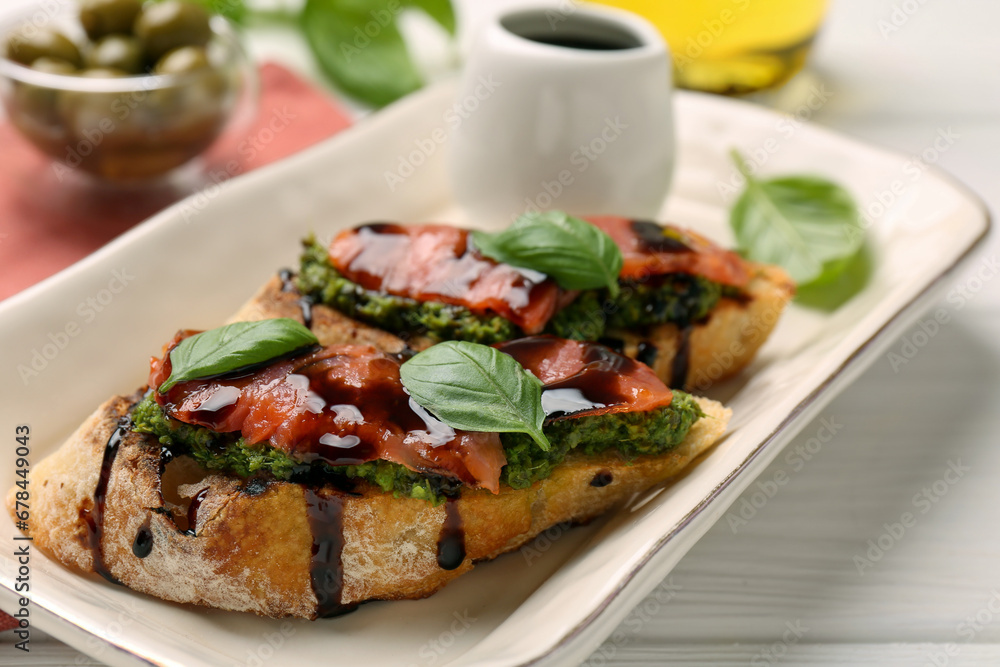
(3, 0), (1000, 664)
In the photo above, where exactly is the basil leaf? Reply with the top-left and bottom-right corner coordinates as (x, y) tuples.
(159, 319), (319, 392)
(302, 0), (456, 108)
(473, 211), (624, 297)
(400, 341), (551, 451)
(794, 242), (873, 311)
(410, 0), (456, 34)
(729, 150), (864, 286)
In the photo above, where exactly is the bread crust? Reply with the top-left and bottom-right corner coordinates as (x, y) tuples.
(611, 263), (795, 390)
(8, 395), (729, 619)
(230, 263), (794, 389)
(13, 257), (751, 618)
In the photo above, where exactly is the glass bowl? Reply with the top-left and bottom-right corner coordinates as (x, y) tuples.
(0, 3), (257, 183)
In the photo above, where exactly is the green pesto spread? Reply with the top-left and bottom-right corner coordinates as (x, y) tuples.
(131, 392), (704, 505)
(545, 275), (723, 341)
(298, 236), (518, 345)
(499, 392), (704, 489)
(298, 237), (726, 344)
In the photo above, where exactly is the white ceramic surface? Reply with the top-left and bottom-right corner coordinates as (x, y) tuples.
(0, 82), (988, 667)
(448, 3), (674, 226)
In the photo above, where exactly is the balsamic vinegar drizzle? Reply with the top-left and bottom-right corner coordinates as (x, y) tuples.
(436, 495), (466, 571)
(635, 341), (658, 368)
(277, 268), (314, 329)
(147, 333), (674, 611)
(501, 337), (649, 419)
(132, 517), (154, 559)
(726, 290), (752, 305)
(305, 488), (357, 618)
(81, 418), (129, 584)
(159, 346), (467, 471)
(299, 296), (315, 330)
(332, 223), (558, 331)
(671, 326), (693, 388)
(158, 445), (174, 470)
(278, 268), (296, 292)
(590, 470), (614, 488)
(243, 477), (270, 496)
(184, 487), (210, 537)
(631, 220), (691, 253)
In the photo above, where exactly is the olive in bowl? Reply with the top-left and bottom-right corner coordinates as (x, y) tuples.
(134, 1), (213, 61)
(0, 0), (256, 183)
(80, 0), (144, 41)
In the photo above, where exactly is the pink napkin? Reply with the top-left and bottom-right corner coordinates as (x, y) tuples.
(0, 62), (353, 301)
(0, 63), (353, 631)
(0, 611), (16, 632)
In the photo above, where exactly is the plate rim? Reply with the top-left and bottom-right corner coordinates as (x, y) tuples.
(531, 191), (992, 667)
(0, 84), (992, 667)
(511, 89), (994, 666)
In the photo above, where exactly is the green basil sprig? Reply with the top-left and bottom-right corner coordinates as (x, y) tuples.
(302, 0), (457, 108)
(159, 319), (319, 392)
(473, 211), (624, 297)
(157, 0), (457, 106)
(729, 150), (864, 286)
(400, 341), (551, 450)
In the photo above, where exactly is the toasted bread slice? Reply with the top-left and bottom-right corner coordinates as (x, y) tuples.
(229, 263), (793, 390)
(9, 394), (729, 619)
(608, 264), (794, 391)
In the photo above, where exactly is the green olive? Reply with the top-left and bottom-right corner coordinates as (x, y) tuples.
(5, 29), (82, 68)
(56, 69), (127, 129)
(134, 1), (212, 61)
(14, 59), (78, 123)
(30, 57), (78, 75)
(85, 35), (144, 74)
(153, 45), (210, 74)
(79, 0), (143, 41)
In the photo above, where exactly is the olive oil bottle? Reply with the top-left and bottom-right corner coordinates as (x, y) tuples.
(593, 0), (828, 94)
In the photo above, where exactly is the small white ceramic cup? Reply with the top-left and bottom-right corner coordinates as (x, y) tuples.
(449, 3), (674, 226)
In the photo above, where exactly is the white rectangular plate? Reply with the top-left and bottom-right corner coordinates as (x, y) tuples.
(0, 82), (989, 667)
